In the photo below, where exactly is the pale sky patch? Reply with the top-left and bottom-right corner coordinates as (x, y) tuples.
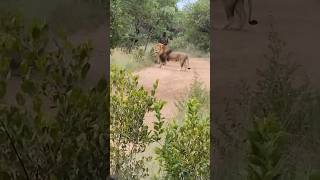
(176, 0), (198, 10)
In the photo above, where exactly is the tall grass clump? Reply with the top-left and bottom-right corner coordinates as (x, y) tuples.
(110, 45), (156, 71)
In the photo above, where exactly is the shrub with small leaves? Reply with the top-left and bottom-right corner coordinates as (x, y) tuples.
(156, 98), (210, 179)
(110, 65), (165, 179)
(246, 114), (287, 180)
(0, 13), (107, 179)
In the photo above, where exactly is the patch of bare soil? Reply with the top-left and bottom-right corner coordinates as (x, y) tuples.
(135, 58), (210, 126)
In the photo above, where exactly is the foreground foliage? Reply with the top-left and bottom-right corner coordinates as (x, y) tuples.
(214, 23), (320, 180)
(110, 65), (165, 179)
(0, 13), (107, 179)
(156, 97), (210, 179)
(246, 115), (286, 180)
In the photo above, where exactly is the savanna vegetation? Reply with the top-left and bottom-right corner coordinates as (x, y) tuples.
(110, 0), (210, 179)
(213, 23), (320, 180)
(110, 0), (210, 71)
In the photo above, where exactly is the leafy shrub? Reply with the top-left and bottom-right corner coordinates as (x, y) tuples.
(175, 76), (210, 118)
(132, 48), (146, 63)
(183, 0), (210, 52)
(169, 36), (188, 50)
(0, 13), (107, 179)
(215, 23), (320, 180)
(156, 98), (210, 179)
(246, 114), (287, 180)
(110, 65), (165, 179)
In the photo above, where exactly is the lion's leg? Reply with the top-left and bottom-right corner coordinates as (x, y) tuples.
(179, 57), (185, 71)
(223, 0), (238, 30)
(185, 57), (189, 71)
(235, 0), (246, 30)
(223, 18), (235, 30)
(187, 57), (190, 69)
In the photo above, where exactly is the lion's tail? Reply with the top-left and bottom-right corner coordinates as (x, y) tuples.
(247, 0), (258, 25)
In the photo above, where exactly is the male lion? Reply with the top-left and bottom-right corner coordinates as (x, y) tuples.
(158, 44), (191, 71)
(152, 43), (165, 64)
(222, 0), (258, 30)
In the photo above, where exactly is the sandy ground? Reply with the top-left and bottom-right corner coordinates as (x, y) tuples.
(135, 58), (210, 125)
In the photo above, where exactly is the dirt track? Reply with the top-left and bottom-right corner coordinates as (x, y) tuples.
(135, 58), (210, 125)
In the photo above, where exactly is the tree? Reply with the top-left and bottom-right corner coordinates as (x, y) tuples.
(110, 0), (179, 51)
(183, 0), (210, 51)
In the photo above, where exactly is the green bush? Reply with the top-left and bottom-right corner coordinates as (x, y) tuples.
(175, 76), (210, 119)
(246, 114), (287, 180)
(0, 13), (107, 179)
(110, 65), (165, 179)
(169, 36), (188, 50)
(156, 98), (210, 179)
(183, 0), (210, 52)
(215, 23), (320, 180)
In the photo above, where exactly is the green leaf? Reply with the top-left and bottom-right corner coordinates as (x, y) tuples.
(33, 96), (42, 113)
(0, 80), (7, 98)
(96, 78), (107, 92)
(0, 57), (10, 75)
(0, 171), (11, 180)
(49, 175), (58, 180)
(19, 62), (29, 75)
(310, 170), (320, 180)
(21, 80), (36, 96)
(32, 25), (41, 39)
(81, 62), (90, 79)
(16, 93), (25, 106)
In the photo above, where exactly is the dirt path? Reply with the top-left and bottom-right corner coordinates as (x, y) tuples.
(135, 58), (210, 125)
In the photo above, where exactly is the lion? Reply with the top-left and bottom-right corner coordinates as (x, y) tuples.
(157, 44), (191, 71)
(152, 43), (165, 64)
(222, 0), (258, 30)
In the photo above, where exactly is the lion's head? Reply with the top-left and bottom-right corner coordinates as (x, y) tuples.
(153, 43), (166, 56)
